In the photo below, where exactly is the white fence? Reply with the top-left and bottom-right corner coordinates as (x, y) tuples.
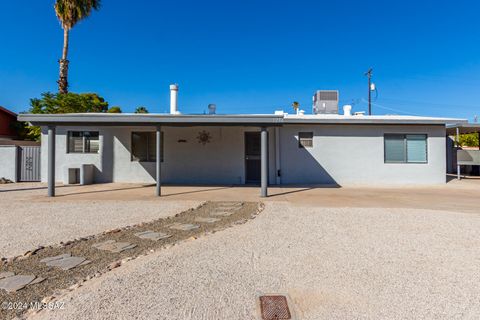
(0, 146), (18, 182)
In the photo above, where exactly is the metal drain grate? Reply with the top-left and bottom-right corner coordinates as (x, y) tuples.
(259, 295), (292, 320)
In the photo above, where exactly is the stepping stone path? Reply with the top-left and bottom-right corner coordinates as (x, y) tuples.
(40, 253), (90, 271)
(211, 211), (236, 217)
(134, 230), (172, 241)
(216, 204), (243, 210)
(194, 217), (221, 223)
(0, 272), (15, 279)
(168, 223), (200, 231)
(92, 240), (137, 253)
(0, 273), (44, 293)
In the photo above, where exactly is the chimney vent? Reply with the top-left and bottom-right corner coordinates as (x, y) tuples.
(170, 84), (179, 114)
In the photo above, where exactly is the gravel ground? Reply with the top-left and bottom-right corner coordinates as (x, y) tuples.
(0, 191), (200, 258)
(0, 202), (261, 320)
(31, 202), (480, 320)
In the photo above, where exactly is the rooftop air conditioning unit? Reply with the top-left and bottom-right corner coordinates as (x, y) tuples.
(312, 90), (339, 114)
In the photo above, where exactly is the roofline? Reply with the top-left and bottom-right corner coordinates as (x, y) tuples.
(283, 118), (466, 125)
(0, 106), (17, 117)
(17, 113), (284, 126)
(446, 123), (480, 134)
(17, 113), (467, 127)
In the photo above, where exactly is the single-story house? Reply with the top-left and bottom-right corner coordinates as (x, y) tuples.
(17, 86), (465, 197)
(17, 115), (464, 196)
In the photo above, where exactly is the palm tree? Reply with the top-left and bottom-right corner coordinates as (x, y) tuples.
(135, 106), (149, 114)
(292, 101), (300, 114)
(54, 0), (101, 94)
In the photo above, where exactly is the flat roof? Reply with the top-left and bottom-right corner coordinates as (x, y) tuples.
(17, 113), (467, 126)
(446, 123), (480, 135)
(17, 113), (284, 126)
(284, 114), (465, 125)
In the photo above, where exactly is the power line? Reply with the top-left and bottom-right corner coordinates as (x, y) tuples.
(360, 98), (424, 116)
(380, 97), (480, 109)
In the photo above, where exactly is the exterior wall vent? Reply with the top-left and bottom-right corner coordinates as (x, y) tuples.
(312, 90), (339, 114)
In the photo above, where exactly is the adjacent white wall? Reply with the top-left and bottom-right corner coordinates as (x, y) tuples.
(41, 126), (276, 185)
(40, 124), (446, 186)
(279, 124), (446, 185)
(0, 146), (18, 182)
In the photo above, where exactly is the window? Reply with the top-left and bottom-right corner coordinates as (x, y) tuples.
(298, 132), (313, 148)
(131, 132), (164, 162)
(67, 131), (99, 153)
(384, 134), (427, 163)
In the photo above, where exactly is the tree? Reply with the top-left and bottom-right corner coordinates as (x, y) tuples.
(24, 92), (109, 140)
(135, 106), (149, 114)
(107, 106), (122, 113)
(459, 133), (479, 147)
(54, 0), (101, 94)
(292, 101), (300, 113)
(29, 92), (108, 114)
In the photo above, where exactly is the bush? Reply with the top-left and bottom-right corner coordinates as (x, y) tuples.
(107, 106), (122, 113)
(24, 92), (109, 140)
(459, 133), (479, 147)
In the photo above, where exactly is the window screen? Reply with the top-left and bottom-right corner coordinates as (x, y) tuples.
(298, 132), (313, 148)
(67, 131), (99, 153)
(131, 132), (164, 162)
(384, 134), (427, 163)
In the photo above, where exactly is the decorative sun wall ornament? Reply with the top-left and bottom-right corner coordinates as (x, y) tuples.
(197, 130), (212, 145)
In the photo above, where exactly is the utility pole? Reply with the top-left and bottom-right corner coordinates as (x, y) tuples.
(365, 68), (373, 115)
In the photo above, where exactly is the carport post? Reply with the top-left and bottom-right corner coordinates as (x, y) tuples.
(47, 126), (56, 197)
(261, 127), (268, 197)
(155, 126), (162, 196)
(456, 127), (460, 180)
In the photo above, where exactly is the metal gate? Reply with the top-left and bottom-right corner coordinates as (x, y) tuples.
(18, 146), (41, 182)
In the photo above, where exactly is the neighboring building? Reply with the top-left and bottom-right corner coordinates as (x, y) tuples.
(0, 106), (19, 139)
(17, 86), (466, 197)
(0, 106), (41, 182)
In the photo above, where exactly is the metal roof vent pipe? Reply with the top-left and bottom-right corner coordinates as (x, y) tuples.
(170, 84), (179, 114)
(343, 104), (352, 116)
(208, 104), (216, 115)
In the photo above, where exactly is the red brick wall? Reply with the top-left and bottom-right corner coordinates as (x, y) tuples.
(0, 109), (18, 137)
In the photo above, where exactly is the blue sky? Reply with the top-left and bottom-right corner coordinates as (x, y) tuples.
(1, 0), (480, 120)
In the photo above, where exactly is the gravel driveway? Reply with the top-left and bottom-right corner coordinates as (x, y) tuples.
(32, 202), (480, 320)
(0, 185), (200, 258)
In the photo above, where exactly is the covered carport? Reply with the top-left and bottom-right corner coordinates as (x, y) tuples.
(17, 113), (284, 198)
(446, 123), (480, 179)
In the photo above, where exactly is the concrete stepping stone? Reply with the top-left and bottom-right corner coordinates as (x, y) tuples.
(134, 230), (172, 241)
(29, 277), (46, 285)
(194, 217), (221, 223)
(0, 274), (35, 293)
(211, 211), (235, 217)
(40, 253), (89, 271)
(92, 240), (137, 253)
(0, 271), (15, 280)
(216, 204), (242, 210)
(168, 223), (200, 231)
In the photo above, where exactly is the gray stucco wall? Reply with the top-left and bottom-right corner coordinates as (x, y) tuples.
(279, 124), (446, 185)
(40, 124), (446, 185)
(41, 126), (277, 185)
(0, 146), (18, 182)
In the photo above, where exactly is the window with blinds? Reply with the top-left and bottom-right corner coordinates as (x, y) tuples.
(384, 134), (427, 163)
(131, 132), (164, 162)
(67, 131), (99, 153)
(298, 132), (313, 148)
